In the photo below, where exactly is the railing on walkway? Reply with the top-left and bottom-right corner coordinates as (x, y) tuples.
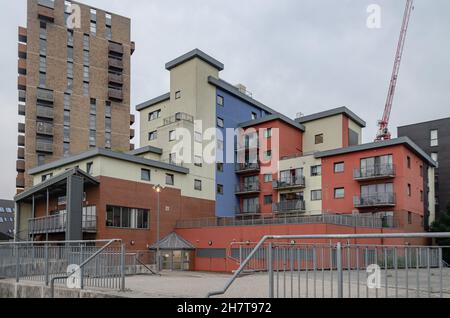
(176, 213), (399, 229)
(0, 240), (125, 295)
(208, 233), (450, 299)
(28, 214), (97, 235)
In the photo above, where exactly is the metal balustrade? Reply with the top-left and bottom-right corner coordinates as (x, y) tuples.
(273, 176), (306, 190)
(235, 182), (261, 194)
(162, 112), (194, 126)
(354, 164), (396, 180)
(208, 233), (450, 299)
(28, 213), (97, 235)
(235, 162), (260, 173)
(354, 192), (396, 208)
(273, 200), (306, 213)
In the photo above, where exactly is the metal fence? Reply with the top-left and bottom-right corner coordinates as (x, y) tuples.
(209, 233), (450, 298)
(177, 213), (399, 229)
(0, 240), (126, 293)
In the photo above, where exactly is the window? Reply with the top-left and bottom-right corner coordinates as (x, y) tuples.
(251, 112), (257, 120)
(431, 152), (438, 164)
(67, 30), (74, 47)
(67, 78), (73, 91)
(105, 101), (111, 118)
(311, 165), (322, 177)
(106, 206), (149, 229)
(431, 130), (438, 147)
(39, 21), (46, 40)
(217, 184), (224, 195)
(149, 110), (161, 121)
(264, 128), (272, 139)
(37, 154), (46, 166)
(64, 126), (70, 142)
(105, 132), (111, 149)
(67, 46), (73, 60)
(217, 163), (224, 172)
(217, 95), (224, 106)
(89, 114), (96, 130)
(64, 110), (70, 126)
(39, 56), (46, 73)
(175, 91), (181, 99)
(67, 62), (73, 78)
(334, 188), (345, 199)
(148, 131), (157, 141)
(89, 130), (96, 147)
(83, 50), (90, 65)
(90, 99), (96, 114)
(194, 156), (203, 167)
(407, 184), (412, 197)
(264, 150), (272, 161)
(169, 130), (176, 142)
(334, 162), (345, 173)
(407, 156), (411, 169)
(217, 117), (224, 128)
(83, 66), (89, 81)
(83, 34), (90, 50)
(86, 162), (93, 175)
(105, 117), (111, 133)
(315, 134), (324, 145)
(311, 190), (322, 201)
(41, 173), (53, 182)
(90, 21), (96, 34)
(264, 174), (273, 183)
(166, 174), (174, 186)
(169, 153), (177, 165)
(194, 132), (203, 143)
(39, 38), (46, 55)
(194, 180), (202, 191)
(63, 142), (70, 156)
(39, 72), (46, 87)
(106, 25), (112, 40)
(264, 195), (273, 205)
(141, 169), (151, 181)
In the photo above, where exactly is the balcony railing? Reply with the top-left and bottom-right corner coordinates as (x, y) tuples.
(108, 58), (123, 70)
(354, 192), (396, 208)
(235, 162), (260, 174)
(108, 42), (124, 55)
(162, 112), (194, 126)
(236, 205), (261, 216)
(36, 105), (53, 119)
(36, 88), (53, 103)
(353, 164), (396, 180)
(273, 200), (306, 214)
(108, 73), (123, 84)
(108, 88), (123, 101)
(28, 213), (97, 235)
(36, 122), (53, 135)
(36, 141), (53, 153)
(273, 176), (306, 190)
(235, 182), (261, 195)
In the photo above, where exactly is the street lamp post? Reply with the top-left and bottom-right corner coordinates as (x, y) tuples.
(153, 184), (164, 272)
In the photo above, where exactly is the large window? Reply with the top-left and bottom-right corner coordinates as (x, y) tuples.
(431, 129), (438, 147)
(166, 174), (174, 186)
(334, 162), (345, 173)
(141, 169), (151, 181)
(106, 206), (149, 229)
(361, 183), (393, 197)
(311, 165), (322, 177)
(149, 109), (161, 121)
(315, 134), (324, 145)
(311, 190), (322, 201)
(334, 188), (345, 199)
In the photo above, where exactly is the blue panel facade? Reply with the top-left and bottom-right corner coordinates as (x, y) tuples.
(215, 88), (271, 217)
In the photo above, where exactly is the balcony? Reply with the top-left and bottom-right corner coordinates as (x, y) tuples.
(36, 88), (53, 103)
(36, 141), (53, 153)
(236, 205), (261, 216)
(18, 75), (26, 90)
(235, 182), (261, 195)
(18, 104), (25, 116)
(354, 164), (396, 181)
(18, 135), (25, 147)
(108, 88), (123, 101)
(18, 123), (25, 134)
(36, 122), (53, 136)
(37, 1), (55, 23)
(130, 114), (135, 125)
(235, 162), (260, 175)
(19, 90), (26, 102)
(108, 58), (123, 70)
(109, 42), (124, 55)
(28, 213), (97, 235)
(354, 192), (396, 208)
(18, 43), (27, 59)
(108, 73), (123, 85)
(16, 174), (25, 189)
(131, 41), (136, 55)
(18, 26), (27, 43)
(162, 112), (194, 126)
(17, 147), (25, 160)
(130, 144), (135, 151)
(36, 105), (53, 119)
(273, 200), (306, 214)
(16, 160), (25, 172)
(18, 58), (27, 74)
(273, 176), (306, 190)
(130, 129), (135, 139)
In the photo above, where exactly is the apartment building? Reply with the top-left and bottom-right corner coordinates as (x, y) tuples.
(0, 200), (15, 241)
(17, 0), (135, 193)
(398, 118), (450, 219)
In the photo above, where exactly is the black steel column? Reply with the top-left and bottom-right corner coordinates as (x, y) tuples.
(66, 175), (84, 241)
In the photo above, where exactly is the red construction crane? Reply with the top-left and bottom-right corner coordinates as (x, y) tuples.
(376, 0), (414, 141)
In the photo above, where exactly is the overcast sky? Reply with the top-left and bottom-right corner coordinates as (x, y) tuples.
(1, 0), (449, 199)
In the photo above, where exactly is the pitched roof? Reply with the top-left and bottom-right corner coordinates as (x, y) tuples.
(28, 148), (189, 176)
(165, 49), (224, 71)
(314, 137), (437, 167)
(149, 232), (195, 250)
(296, 106), (366, 128)
(136, 92), (170, 112)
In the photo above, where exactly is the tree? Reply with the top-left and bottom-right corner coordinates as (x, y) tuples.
(430, 203), (450, 263)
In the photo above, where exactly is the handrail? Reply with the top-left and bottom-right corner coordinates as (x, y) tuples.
(206, 232), (450, 298)
(134, 255), (160, 276)
(49, 239), (123, 298)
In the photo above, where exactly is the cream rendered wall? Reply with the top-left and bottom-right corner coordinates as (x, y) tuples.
(302, 115), (344, 154)
(278, 154), (323, 215)
(17, 203), (32, 241)
(139, 99), (170, 148)
(348, 119), (363, 144)
(428, 166), (436, 225)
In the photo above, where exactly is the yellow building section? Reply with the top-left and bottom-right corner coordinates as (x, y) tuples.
(278, 154), (323, 215)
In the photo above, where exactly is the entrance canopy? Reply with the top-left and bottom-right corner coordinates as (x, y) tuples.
(150, 232), (195, 251)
